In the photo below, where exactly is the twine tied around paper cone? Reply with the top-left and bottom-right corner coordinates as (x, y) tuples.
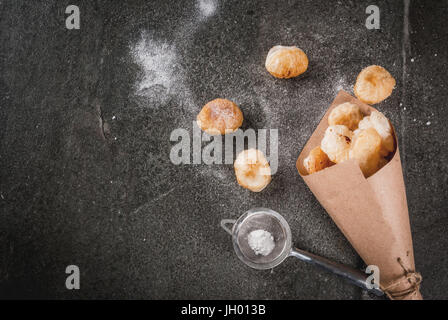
(381, 258), (422, 300)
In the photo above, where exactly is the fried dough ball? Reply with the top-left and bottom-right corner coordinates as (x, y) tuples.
(303, 146), (334, 174)
(234, 149), (271, 192)
(358, 111), (395, 156)
(265, 45), (308, 79)
(197, 98), (243, 135)
(320, 125), (353, 163)
(349, 128), (383, 177)
(328, 102), (363, 130)
(378, 157), (388, 170)
(354, 65), (396, 104)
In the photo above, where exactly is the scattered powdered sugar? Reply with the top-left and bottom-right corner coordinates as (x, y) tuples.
(130, 1), (220, 103)
(248, 229), (275, 256)
(334, 77), (350, 93)
(131, 34), (178, 95)
(197, 0), (217, 18)
(196, 165), (232, 183)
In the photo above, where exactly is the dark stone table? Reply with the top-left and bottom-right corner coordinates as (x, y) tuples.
(0, 0), (447, 299)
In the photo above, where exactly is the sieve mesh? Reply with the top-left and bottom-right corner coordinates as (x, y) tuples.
(236, 213), (288, 265)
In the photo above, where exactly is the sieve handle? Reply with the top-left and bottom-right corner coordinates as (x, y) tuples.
(290, 248), (383, 296)
(220, 219), (236, 235)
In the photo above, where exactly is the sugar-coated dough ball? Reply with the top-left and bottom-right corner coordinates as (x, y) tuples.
(321, 125), (353, 163)
(354, 65), (396, 104)
(328, 102), (363, 131)
(234, 149), (271, 192)
(303, 146), (333, 174)
(265, 45), (308, 79)
(349, 127), (383, 177)
(358, 110), (395, 156)
(197, 98), (243, 135)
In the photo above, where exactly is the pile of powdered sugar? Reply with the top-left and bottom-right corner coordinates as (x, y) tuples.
(248, 229), (275, 256)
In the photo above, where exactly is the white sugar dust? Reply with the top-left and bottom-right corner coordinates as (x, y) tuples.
(248, 229), (275, 256)
(198, 0), (217, 18)
(131, 33), (177, 94)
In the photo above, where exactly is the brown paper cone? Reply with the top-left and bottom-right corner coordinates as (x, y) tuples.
(296, 91), (422, 300)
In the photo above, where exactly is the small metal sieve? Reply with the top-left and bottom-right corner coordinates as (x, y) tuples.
(221, 207), (383, 296)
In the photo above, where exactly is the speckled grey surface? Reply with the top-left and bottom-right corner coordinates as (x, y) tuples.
(0, 0), (447, 299)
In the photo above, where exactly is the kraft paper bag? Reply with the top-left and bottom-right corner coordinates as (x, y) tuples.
(296, 91), (422, 300)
